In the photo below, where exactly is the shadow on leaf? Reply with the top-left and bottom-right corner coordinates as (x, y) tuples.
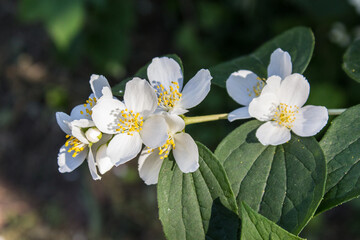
(206, 198), (240, 240)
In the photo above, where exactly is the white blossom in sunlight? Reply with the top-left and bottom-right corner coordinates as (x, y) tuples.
(138, 113), (199, 185)
(91, 77), (168, 166)
(248, 73), (328, 146)
(147, 57), (212, 115)
(56, 74), (115, 179)
(226, 48), (293, 121)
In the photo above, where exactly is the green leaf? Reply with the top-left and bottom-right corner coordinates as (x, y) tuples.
(210, 26), (314, 88)
(343, 40), (360, 83)
(46, 0), (85, 51)
(157, 142), (239, 240)
(215, 120), (326, 235)
(317, 105), (360, 213)
(240, 202), (305, 240)
(112, 54), (183, 97)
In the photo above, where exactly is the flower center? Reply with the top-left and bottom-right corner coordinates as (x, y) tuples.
(147, 135), (176, 160)
(65, 135), (87, 157)
(116, 109), (143, 135)
(156, 82), (182, 109)
(80, 96), (97, 117)
(247, 79), (265, 97)
(272, 103), (299, 129)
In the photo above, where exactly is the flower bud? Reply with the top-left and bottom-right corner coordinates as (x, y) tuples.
(85, 127), (102, 143)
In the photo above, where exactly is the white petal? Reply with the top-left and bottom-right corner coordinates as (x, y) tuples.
(58, 144), (87, 173)
(87, 148), (101, 180)
(178, 69), (212, 109)
(138, 148), (164, 185)
(279, 73), (310, 107)
(248, 93), (279, 121)
(56, 112), (72, 135)
(124, 77), (158, 117)
(91, 98), (125, 134)
(71, 124), (89, 144)
(71, 119), (95, 128)
(95, 144), (114, 175)
(71, 119), (95, 144)
(140, 115), (168, 148)
(164, 113), (185, 133)
(94, 133), (112, 147)
(169, 107), (188, 115)
(261, 75), (282, 96)
(101, 86), (113, 98)
(267, 48), (292, 79)
(107, 132), (143, 166)
(89, 74), (111, 99)
(226, 70), (262, 106)
(256, 121), (291, 146)
(147, 57), (184, 91)
(228, 107), (251, 122)
(292, 105), (329, 137)
(173, 133), (199, 173)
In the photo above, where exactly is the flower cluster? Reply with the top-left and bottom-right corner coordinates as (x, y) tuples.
(226, 48), (329, 145)
(56, 50), (329, 182)
(56, 57), (212, 184)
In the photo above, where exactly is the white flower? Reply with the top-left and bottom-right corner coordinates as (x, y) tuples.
(226, 48), (292, 121)
(248, 73), (329, 146)
(91, 77), (169, 166)
(56, 112), (113, 180)
(55, 74), (115, 179)
(138, 113), (199, 185)
(147, 57), (212, 115)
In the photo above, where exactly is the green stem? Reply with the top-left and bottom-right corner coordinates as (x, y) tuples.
(183, 108), (346, 125)
(328, 108), (346, 115)
(184, 113), (228, 125)
(184, 108), (346, 125)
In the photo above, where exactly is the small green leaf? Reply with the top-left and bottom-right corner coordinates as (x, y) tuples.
(46, 0), (85, 50)
(210, 26), (314, 88)
(317, 105), (360, 213)
(343, 40), (360, 83)
(157, 142), (239, 240)
(240, 202), (305, 240)
(215, 120), (326, 235)
(112, 54), (183, 97)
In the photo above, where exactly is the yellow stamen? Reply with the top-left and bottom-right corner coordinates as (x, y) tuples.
(272, 103), (299, 129)
(64, 136), (87, 157)
(115, 109), (144, 135)
(155, 82), (182, 109)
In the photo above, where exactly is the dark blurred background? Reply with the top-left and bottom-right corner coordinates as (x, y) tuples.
(1, 0), (360, 239)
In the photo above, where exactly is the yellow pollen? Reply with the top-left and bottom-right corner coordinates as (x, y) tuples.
(272, 103), (299, 129)
(80, 96), (97, 116)
(157, 135), (176, 158)
(115, 109), (144, 135)
(155, 82), (182, 109)
(253, 81), (265, 97)
(64, 136), (86, 157)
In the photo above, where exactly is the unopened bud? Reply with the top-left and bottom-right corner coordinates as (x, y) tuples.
(85, 127), (102, 143)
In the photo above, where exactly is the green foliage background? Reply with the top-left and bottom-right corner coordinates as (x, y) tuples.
(1, 0), (360, 239)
